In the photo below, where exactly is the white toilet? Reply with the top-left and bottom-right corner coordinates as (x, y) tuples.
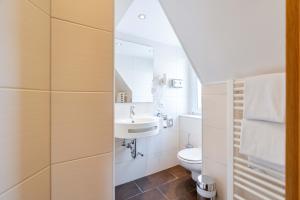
(177, 148), (202, 181)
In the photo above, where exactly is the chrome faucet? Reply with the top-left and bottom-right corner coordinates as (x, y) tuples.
(130, 104), (136, 123)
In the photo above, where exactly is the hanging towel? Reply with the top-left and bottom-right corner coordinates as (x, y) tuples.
(240, 119), (285, 166)
(244, 73), (285, 123)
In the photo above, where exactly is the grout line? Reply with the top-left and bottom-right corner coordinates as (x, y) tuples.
(0, 166), (50, 197)
(51, 90), (113, 94)
(0, 89), (113, 94)
(51, 151), (112, 166)
(134, 182), (143, 193)
(125, 183), (143, 200)
(0, 87), (50, 92)
(49, 0), (53, 198)
(26, 0), (50, 16)
(156, 187), (170, 200)
(51, 17), (112, 33)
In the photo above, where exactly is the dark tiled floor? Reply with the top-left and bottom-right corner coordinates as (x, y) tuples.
(115, 165), (197, 200)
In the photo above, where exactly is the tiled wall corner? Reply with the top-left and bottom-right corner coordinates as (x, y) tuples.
(202, 82), (228, 200)
(0, 0), (51, 199)
(50, 0), (114, 199)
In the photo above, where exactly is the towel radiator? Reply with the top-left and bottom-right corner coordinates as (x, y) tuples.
(231, 80), (285, 200)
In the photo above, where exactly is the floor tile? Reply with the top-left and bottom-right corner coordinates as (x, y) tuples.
(115, 181), (142, 200)
(159, 176), (196, 199)
(175, 190), (198, 200)
(167, 165), (190, 178)
(135, 170), (176, 192)
(128, 189), (167, 200)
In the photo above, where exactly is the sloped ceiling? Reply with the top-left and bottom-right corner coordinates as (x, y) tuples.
(115, 0), (134, 24)
(159, 0), (285, 83)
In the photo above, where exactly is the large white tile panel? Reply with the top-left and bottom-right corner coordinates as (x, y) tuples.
(28, 0), (50, 14)
(202, 125), (227, 165)
(0, 90), (50, 193)
(202, 83), (227, 95)
(202, 158), (227, 200)
(145, 149), (178, 175)
(0, 168), (50, 200)
(52, 153), (113, 200)
(202, 94), (227, 129)
(51, 92), (113, 163)
(0, 0), (50, 89)
(115, 156), (147, 186)
(51, 19), (113, 92)
(179, 116), (202, 146)
(51, 0), (113, 31)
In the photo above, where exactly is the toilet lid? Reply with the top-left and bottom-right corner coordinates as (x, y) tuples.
(178, 148), (202, 162)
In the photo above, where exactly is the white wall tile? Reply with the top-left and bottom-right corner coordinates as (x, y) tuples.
(51, 92), (113, 163)
(202, 94), (227, 129)
(51, 0), (113, 31)
(202, 83), (228, 200)
(0, 90), (50, 193)
(202, 158), (227, 200)
(115, 157), (147, 186)
(52, 153), (113, 200)
(202, 83), (227, 95)
(28, 0), (50, 14)
(0, 168), (50, 200)
(51, 19), (113, 92)
(179, 116), (202, 149)
(0, 0), (50, 89)
(202, 125), (227, 165)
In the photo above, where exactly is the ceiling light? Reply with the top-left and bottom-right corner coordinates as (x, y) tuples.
(138, 13), (146, 20)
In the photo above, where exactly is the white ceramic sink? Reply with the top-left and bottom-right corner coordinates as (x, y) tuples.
(115, 116), (160, 139)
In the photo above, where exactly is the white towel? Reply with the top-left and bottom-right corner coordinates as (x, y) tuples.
(244, 73), (285, 123)
(240, 119), (285, 166)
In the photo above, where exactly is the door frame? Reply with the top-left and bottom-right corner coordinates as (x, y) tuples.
(286, 0), (299, 199)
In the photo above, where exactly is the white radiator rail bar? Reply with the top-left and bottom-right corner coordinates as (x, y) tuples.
(234, 194), (246, 200)
(234, 182), (272, 200)
(234, 157), (284, 180)
(234, 169), (285, 194)
(234, 163), (285, 186)
(234, 176), (284, 200)
(232, 79), (285, 199)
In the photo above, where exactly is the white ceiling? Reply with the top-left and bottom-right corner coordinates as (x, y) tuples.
(115, 0), (134, 24)
(116, 0), (181, 47)
(160, 0), (286, 83)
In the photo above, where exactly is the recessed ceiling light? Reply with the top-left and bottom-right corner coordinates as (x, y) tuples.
(138, 13), (146, 20)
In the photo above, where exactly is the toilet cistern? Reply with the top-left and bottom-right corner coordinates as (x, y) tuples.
(130, 104), (136, 123)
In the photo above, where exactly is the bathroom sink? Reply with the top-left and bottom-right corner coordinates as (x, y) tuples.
(115, 116), (160, 139)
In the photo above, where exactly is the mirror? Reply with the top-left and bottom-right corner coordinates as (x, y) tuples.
(115, 39), (154, 103)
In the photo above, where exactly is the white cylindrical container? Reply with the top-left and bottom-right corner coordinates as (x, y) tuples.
(197, 175), (216, 200)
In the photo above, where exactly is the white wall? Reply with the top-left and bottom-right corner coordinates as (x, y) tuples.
(160, 0), (285, 83)
(0, 0), (50, 199)
(50, 1), (114, 200)
(202, 83), (228, 200)
(179, 115), (202, 150)
(114, 33), (191, 185)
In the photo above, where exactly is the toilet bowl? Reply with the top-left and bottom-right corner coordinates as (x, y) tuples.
(177, 148), (202, 181)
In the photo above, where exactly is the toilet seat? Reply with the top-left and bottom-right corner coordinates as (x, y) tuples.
(177, 148), (202, 164)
